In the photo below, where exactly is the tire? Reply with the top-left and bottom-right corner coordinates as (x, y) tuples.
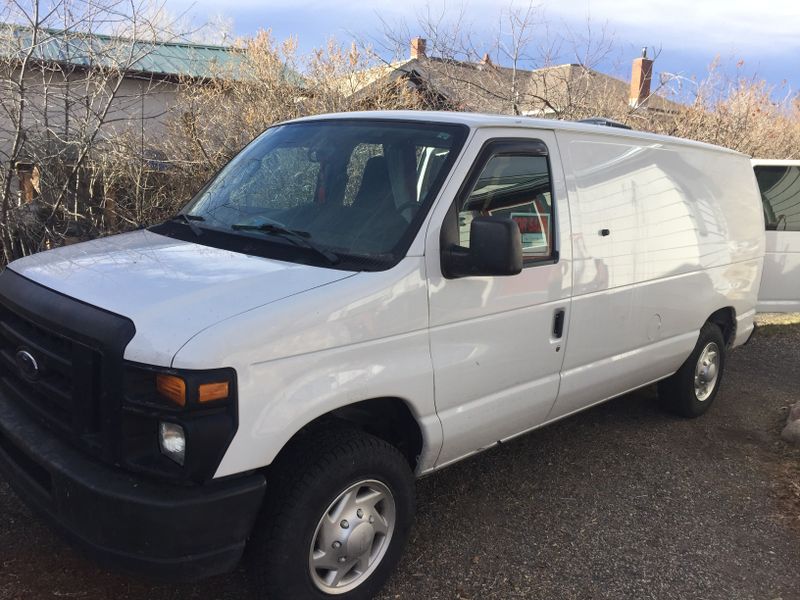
(247, 426), (415, 600)
(658, 321), (726, 418)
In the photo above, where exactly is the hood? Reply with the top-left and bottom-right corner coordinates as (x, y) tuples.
(8, 230), (356, 366)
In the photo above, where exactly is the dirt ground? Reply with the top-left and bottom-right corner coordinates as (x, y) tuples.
(1, 321), (799, 600)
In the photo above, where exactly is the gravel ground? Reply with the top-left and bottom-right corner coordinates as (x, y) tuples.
(1, 322), (799, 600)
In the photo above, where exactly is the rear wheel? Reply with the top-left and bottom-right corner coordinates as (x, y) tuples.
(658, 321), (726, 418)
(247, 427), (415, 599)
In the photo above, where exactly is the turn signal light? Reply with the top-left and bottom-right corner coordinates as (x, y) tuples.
(156, 374), (186, 407)
(198, 381), (229, 403)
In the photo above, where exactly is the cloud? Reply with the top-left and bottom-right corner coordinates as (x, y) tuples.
(172, 0), (800, 85)
(180, 0), (800, 55)
(541, 0), (800, 55)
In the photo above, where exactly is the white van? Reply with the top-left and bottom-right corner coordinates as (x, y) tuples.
(752, 159), (800, 312)
(0, 112), (764, 599)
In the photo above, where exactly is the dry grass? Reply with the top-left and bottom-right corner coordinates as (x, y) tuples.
(756, 313), (800, 326)
(755, 314), (800, 339)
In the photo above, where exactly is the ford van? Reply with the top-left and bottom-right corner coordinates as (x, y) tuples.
(0, 112), (765, 599)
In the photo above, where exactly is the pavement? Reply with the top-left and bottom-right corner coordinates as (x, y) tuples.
(1, 321), (798, 600)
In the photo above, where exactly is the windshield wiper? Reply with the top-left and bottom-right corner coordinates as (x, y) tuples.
(169, 213), (204, 237)
(231, 223), (340, 265)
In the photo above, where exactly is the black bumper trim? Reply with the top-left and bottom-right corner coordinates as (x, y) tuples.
(0, 384), (266, 581)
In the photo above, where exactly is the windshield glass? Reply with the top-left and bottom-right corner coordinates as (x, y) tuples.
(172, 119), (468, 270)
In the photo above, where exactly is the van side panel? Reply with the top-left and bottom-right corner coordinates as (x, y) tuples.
(171, 257), (443, 478)
(551, 132), (763, 418)
(759, 230), (800, 312)
(752, 160), (800, 313)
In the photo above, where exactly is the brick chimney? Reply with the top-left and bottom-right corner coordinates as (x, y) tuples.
(410, 37), (426, 59)
(629, 47), (653, 108)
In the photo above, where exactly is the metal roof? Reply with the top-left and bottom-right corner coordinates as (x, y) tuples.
(0, 24), (257, 80)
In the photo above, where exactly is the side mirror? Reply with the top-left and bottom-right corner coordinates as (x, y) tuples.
(442, 216), (523, 278)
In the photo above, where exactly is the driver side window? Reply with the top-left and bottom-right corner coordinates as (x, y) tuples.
(459, 153), (555, 264)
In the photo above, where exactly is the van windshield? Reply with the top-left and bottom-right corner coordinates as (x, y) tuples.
(157, 119), (468, 271)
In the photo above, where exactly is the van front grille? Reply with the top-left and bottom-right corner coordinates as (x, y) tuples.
(0, 303), (102, 444)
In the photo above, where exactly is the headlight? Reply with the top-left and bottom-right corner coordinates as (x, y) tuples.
(122, 363), (238, 482)
(159, 421), (186, 465)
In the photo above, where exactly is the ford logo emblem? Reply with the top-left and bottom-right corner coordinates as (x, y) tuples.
(15, 349), (40, 381)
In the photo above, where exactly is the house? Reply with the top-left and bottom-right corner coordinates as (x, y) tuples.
(350, 37), (680, 119)
(0, 24), (251, 154)
(0, 24), (265, 249)
(0, 24), (269, 212)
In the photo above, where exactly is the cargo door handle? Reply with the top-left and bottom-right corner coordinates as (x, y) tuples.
(553, 309), (565, 339)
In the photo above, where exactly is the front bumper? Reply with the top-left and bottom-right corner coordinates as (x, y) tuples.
(0, 387), (266, 581)
(743, 321), (758, 345)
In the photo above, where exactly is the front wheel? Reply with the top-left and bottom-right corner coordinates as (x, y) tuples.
(658, 321), (726, 418)
(247, 427), (415, 599)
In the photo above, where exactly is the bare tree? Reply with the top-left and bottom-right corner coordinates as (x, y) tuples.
(374, 1), (628, 118)
(655, 60), (800, 159)
(159, 30), (426, 206)
(0, 0), (185, 260)
(372, 0), (714, 132)
(1, 0), (799, 267)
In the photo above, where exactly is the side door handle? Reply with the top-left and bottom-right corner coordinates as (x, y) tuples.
(553, 309), (565, 339)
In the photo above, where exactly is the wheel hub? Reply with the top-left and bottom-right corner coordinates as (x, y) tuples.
(698, 362), (717, 383)
(309, 479), (396, 594)
(694, 342), (720, 402)
(346, 522), (376, 557)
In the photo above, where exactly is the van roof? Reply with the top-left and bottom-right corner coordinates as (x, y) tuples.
(289, 110), (748, 157)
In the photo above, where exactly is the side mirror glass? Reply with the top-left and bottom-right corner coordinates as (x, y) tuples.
(442, 216), (523, 278)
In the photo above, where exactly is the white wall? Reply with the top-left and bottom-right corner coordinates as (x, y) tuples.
(0, 66), (181, 165)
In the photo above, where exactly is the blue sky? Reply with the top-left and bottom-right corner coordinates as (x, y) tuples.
(176, 0), (800, 97)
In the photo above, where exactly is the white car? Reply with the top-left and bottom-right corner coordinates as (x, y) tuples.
(0, 112), (765, 599)
(752, 159), (800, 313)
